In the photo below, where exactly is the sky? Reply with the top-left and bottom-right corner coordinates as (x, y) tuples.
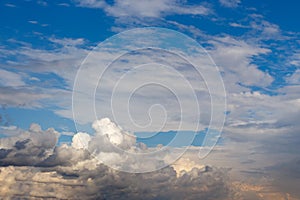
(0, 0), (300, 199)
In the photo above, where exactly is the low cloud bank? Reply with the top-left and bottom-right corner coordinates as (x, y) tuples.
(0, 118), (296, 199)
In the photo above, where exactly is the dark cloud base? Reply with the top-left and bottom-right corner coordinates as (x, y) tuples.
(0, 123), (299, 200)
(0, 165), (233, 200)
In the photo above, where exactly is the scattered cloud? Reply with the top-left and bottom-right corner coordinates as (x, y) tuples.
(219, 0), (241, 8)
(76, 0), (212, 18)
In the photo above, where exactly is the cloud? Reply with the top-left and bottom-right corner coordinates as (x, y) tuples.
(0, 16), (298, 170)
(286, 69), (300, 84)
(76, 0), (212, 18)
(208, 35), (273, 91)
(0, 69), (25, 87)
(1, 118), (300, 199)
(0, 164), (234, 199)
(72, 132), (91, 149)
(0, 87), (51, 108)
(229, 22), (249, 28)
(219, 0), (241, 8)
(0, 123), (59, 166)
(0, 120), (236, 199)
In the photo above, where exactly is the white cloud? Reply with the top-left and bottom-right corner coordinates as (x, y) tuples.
(76, 0), (212, 18)
(72, 132), (91, 149)
(0, 28), (297, 151)
(0, 69), (25, 87)
(286, 69), (300, 84)
(209, 36), (273, 91)
(289, 52), (300, 67)
(229, 22), (249, 28)
(0, 87), (51, 108)
(219, 0), (241, 8)
(49, 37), (85, 47)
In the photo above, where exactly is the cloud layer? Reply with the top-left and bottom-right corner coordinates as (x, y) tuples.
(0, 120), (236, 199)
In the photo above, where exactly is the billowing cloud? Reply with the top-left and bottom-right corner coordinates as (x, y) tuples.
(0, 164), (234, 200)
(0, 123), (59, 166)
(0, 119), (234, 199)
(1, 118), (300, 199)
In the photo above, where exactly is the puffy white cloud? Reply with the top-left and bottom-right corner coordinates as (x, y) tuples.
(72, 132), (91, 149)
(92, 118), (136, 147)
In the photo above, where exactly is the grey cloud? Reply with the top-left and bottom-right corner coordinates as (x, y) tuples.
(1, 121), (299, 199)
(0, 165), (233, 200)
(0, 123), (59, 166)
(0, 122), (235, 199)
(0, 87), (51, 108)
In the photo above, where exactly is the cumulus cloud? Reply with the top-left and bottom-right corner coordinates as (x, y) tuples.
(1, 118), (300, 199)
(0, 123), (59, 166)
(0, 119), (237, 199)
